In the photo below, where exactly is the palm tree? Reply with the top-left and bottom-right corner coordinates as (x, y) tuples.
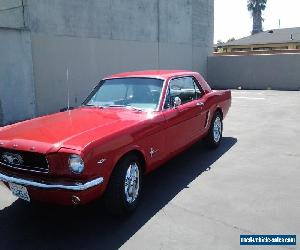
(247, 0), (267, 35)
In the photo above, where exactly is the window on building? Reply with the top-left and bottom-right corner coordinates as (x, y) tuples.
(272, 46), (288, 50)
(253, 47), (272, 51)
(231, 48), (251, 52)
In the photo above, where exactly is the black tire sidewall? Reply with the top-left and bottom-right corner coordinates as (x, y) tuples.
(207, 112), (223, 147)
(120, 156), (142, 212)
(104, 154), (143, 215)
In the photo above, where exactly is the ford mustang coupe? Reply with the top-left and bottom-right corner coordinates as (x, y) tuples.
(0, 70), (231, 215)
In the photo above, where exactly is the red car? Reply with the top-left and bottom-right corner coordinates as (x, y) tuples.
(0, 70), (231, 215)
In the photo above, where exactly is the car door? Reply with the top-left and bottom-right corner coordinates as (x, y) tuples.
(162, 76), (208, 154)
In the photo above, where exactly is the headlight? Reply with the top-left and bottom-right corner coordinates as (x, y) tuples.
(69, 154), (85, 174)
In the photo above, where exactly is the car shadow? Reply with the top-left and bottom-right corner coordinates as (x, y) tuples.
(0, 137), (237, 250)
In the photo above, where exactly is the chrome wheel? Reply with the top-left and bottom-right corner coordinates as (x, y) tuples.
(124, 162), (140, 204)
(213, 116), (222, 143)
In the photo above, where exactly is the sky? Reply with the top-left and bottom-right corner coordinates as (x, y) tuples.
(214, 0), (300, 43)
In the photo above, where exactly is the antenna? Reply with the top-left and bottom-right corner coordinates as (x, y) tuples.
(157, 0), (160, 69)
(278, 19), (281, 29)
(66, 67), (70, 111)
(66, 66), (73, 125)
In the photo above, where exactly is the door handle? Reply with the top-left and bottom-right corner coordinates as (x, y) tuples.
(196, 102), (204, 107)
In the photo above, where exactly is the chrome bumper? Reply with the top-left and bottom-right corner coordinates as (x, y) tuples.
(0, 172), (104, 191)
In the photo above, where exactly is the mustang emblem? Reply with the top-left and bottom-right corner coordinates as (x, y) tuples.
(1, 152), (24, 165)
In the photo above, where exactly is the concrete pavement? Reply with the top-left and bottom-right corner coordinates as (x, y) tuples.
(0, 90), (299, 250)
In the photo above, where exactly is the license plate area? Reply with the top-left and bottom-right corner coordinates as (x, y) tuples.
(9, 183), (30, 202)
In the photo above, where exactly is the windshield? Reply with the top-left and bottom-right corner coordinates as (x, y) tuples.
(83, 77), (164, 110)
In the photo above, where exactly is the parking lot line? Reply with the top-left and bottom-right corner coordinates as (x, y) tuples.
(234, 96), (265, 100)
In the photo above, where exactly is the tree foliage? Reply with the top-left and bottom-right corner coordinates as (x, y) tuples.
(247, 0), (267, 34)
(247, 0), (267, 13)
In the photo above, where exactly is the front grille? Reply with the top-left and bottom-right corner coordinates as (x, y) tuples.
(0, 148), (49, 173)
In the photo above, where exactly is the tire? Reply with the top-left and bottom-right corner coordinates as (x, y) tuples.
(205, 111), (223, 148)
(104, 154), (142, 216)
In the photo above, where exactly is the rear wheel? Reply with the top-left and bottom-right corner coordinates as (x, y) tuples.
(104, 154), (142, 216)
(205, 111), (223, 148)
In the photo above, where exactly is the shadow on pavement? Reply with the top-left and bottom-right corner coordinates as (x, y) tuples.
(0, 137), (237, 250)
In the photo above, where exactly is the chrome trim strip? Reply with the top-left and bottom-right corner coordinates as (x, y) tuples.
(0, 160), (49, 174)
(205, 111), (211, 128)
(0, 172), (104, 191)
(156, 79), (166, 111)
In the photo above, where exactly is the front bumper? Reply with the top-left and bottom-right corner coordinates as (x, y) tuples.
(0, 172), (104, 191)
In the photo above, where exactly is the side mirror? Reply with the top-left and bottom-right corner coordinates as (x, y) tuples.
(173, 96), (181, 108)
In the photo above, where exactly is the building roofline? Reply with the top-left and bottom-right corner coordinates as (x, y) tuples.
(219, 27), (300, 47)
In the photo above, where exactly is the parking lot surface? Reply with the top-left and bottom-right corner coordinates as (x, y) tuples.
(0, 90), (299, 250)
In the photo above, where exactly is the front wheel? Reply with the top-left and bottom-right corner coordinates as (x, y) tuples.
(205, 112), (223, 148)
(104, 154), (142, 216)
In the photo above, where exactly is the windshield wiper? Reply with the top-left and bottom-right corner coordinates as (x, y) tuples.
(107, 104), (143, 112)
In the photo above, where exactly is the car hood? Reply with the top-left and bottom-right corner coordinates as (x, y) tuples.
(0, 107), (148, 153)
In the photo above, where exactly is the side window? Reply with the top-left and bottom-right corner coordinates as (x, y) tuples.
(170, 77), (196, 105)
(163, 76), (204, 109)
(192, 77), (204, 99)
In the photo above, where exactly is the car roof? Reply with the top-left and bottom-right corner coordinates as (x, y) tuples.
(105, 70), (198, 80)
